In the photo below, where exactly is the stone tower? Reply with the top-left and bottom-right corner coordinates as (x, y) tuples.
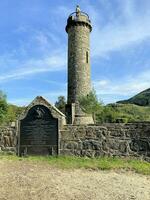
(65, 6), (94, 124)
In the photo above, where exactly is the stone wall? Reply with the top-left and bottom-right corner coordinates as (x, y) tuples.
(0, 122), (150, 161)
(60, 123), (150, 161)
(0, 126), (16, 154)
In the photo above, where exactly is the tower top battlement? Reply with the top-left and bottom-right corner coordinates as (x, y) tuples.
(66, 6), (92, 33)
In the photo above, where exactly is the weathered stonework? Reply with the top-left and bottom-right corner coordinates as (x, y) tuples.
(19, 96), (66, 128)
(0, 125), (16, 154)
(60, 123), (150, 162)
(17, 96), (65, 156)
(67, 24), (91, 103)
(66, 7), (94, 124)
(0, 122), (150, 161)
(66, 10), (92, 103)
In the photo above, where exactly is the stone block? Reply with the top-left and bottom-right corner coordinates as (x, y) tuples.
(82, 140), (102, 150)
(119, 142), (127, 153)
(65, 141), (79, 149)
(81, 150), (95, 157)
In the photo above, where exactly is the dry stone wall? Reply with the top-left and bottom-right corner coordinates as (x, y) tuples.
(0, 122), (150, 161)
(0, 126), (16, 154)
(60, 123), (150, 162)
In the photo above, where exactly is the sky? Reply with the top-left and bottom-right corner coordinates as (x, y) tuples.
(0, 0), (150, 106)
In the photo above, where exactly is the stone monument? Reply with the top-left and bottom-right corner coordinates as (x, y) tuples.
(65, 6), (94, 125)
(17, 96), (66, 156)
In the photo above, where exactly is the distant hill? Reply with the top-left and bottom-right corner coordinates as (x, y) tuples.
(117, 88), (150, 106)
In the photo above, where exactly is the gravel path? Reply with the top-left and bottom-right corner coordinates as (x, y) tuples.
(0, 160), (149, 200)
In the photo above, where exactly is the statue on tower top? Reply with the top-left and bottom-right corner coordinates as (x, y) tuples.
(76, 5), (81, 17)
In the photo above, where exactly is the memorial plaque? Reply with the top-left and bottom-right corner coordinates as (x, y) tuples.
(18, 105), (58, 156)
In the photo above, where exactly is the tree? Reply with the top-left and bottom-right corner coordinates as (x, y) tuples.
(78, 89), (103, 122)
(0, 91), (8, 124)
(55, 96), (66, 114)
(4, 104), (25, 123)
(96, 106), (119, 123)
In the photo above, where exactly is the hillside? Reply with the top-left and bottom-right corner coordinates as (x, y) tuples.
(117, 88), (150, 106)
(96, 103), (150, 123)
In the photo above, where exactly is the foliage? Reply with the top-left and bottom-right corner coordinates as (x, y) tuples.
(0, 155), (150, 175)
(78, 89), (103, 121)
(3, 104), (25, 124)
(0, 90), (25, 125)
(55, 96), (66, 114)
(108, 103), (150, 122)
(78, 89), (150, 123)
(0, 91), (8, 124)
(96, 103), (150, 123)
(96, 106), (119, 123)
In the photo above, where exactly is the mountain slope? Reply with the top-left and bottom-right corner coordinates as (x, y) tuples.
(117, 88), (150, 106)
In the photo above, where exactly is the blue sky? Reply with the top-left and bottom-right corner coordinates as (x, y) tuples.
(0, 0), (150, 106)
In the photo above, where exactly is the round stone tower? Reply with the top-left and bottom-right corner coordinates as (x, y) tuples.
(65, 6), (94, 124)
(66, 5), (92, 104)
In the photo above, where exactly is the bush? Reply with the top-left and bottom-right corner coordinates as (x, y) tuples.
(78, 89), (103, 122)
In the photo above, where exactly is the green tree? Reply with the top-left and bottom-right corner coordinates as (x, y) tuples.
(55, 96), (66, 114)
(96, 106), (119, 123)
(4, 104), (25, 123)
(78, 89), (103, 122)
(0, 91), (8, 124)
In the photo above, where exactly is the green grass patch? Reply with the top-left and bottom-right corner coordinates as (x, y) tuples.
(0, 154), (149, 175)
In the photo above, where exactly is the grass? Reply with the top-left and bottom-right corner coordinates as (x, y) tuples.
(0, 154), (149, 175)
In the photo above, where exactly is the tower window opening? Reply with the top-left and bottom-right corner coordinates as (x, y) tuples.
(86, 51), (88, 63)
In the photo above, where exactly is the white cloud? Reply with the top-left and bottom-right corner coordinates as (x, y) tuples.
(0, 52), (66, 83)
(90, 1), (150, 57)
(93, 69), (150, 101)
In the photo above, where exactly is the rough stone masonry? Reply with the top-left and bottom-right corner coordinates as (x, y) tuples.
(65, 6), (94, 125)
(0, 122), (150, 161)
(0, 125), (16, 154)
(60, 123), (150, 162)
